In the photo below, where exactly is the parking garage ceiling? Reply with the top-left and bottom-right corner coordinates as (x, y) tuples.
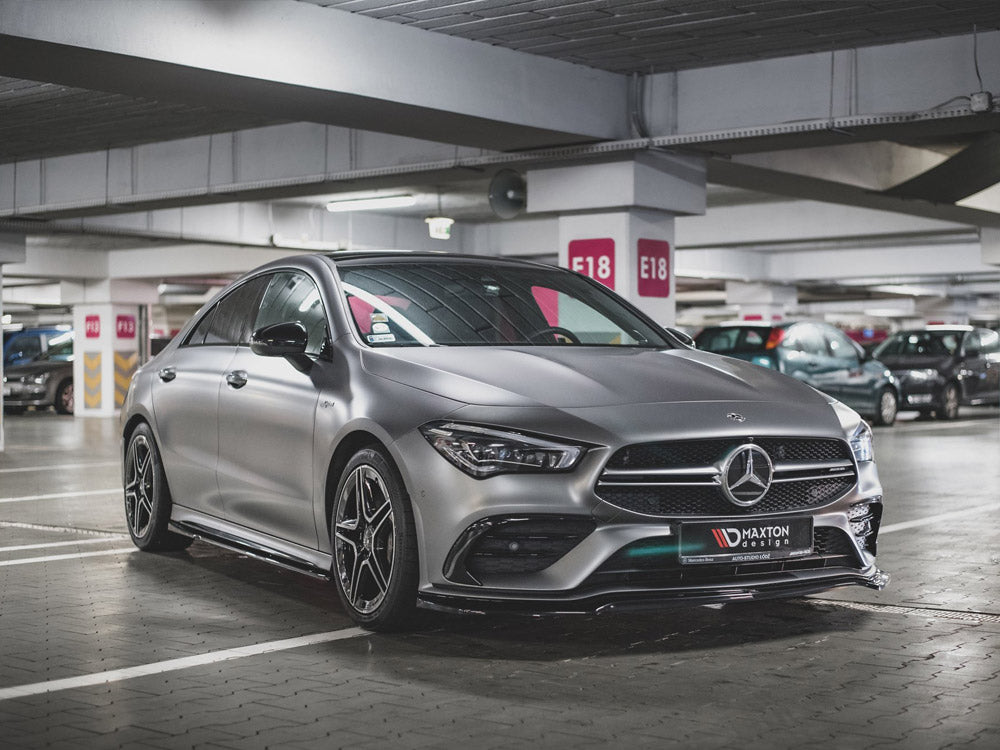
(1, 0), (999, 323)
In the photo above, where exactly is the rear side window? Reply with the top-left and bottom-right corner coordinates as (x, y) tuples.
(784, 325), (826, 356)
(184, 277), (268, 347)
(979, 329), (999, 355)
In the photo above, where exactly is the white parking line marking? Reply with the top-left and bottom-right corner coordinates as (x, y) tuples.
(0, 537), (127, 553)
(879, 501), (1000, 534)
(0, 521), (126, 537)
(0, 548), (138, 567)
(0, 627), (368, 701)
(0, 461), (119, 474)
(0, 488), (121, 504)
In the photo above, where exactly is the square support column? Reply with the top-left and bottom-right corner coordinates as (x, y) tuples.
(557, 210), (677, 326)
(65, 280), (157, 418)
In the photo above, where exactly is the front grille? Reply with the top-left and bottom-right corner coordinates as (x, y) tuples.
(597, 436), (857, 517)
(582, 527), (860, 591)
(462, 517), (596, 579)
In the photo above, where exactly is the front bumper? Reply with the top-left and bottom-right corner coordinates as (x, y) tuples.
(2, 383), (52, 407)
(418, 565), (890, 615)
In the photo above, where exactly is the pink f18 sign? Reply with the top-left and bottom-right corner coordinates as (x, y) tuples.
(84, 315), (101, 338)
(568, 238), (615, 290)
(636, 239), (671, 298)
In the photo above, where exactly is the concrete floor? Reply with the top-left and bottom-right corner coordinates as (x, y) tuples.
(0, 408), (998, 749)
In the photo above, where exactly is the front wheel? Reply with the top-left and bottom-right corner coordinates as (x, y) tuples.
(54, 379), (74, 415)
(937, 383), (959, 420)
(332, 447), (418, 631)
(871, 388), (897, 427)
(123, 423), (192, 551)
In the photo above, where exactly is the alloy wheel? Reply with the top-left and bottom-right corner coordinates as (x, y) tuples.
(124, 433), (154, 539)
(334, 465), (397, 615)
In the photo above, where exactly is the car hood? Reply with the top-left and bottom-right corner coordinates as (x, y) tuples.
(362, 346), (832, 411)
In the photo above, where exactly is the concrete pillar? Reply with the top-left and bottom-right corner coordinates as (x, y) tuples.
(556, 210), (677, 325)
(63, 279), (158, 418)
(726, 281), (798, 323)
(0, 234), (28, 452)
(527, 152), (706, 328)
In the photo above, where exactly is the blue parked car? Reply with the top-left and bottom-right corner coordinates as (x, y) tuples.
(3, 327), (69, 368)
(695, 321), (899, 426)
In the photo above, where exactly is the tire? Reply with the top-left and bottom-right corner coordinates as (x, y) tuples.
(871, 388), (897, 427)
(123, 423), (193, 552)
(331, 447), (418, 631)
(54, 379), (74, 415)
(937, 382), (959, 420)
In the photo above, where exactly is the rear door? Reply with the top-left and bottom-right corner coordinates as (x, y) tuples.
(152, 277), (267, 518)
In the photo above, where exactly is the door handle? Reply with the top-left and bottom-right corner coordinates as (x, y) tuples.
(158, 367), (176, 382)
(225, 370), (248, 389)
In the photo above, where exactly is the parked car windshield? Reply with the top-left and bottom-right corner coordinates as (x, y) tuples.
(337, 261), (671, 348)
(694, 325), (773, 353)
(874, 331), (961, 358)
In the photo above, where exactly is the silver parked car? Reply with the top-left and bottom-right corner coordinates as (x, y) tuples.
(121, 253), (888, 630)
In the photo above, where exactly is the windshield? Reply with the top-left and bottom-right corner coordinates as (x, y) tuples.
(338, 261), (671, 348)
(874, 331), (961, 358)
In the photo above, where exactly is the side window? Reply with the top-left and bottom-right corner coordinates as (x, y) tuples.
(185, 277), (267, 347)
(184, 306), (217, 347)
(785, 325), (825, 356)
(254, 272), (330, 357)
(978, 329), (999, 355)
(824, 328), (859, 362)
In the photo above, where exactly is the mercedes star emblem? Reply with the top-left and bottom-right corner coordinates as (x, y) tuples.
(727, 412), (746, 423)
(719, 444), (773, 507)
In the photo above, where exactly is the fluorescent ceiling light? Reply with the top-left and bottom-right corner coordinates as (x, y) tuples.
(325, 194), (416, 212)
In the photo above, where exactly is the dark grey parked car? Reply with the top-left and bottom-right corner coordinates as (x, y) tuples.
(695, 321), (899, 426)
(872, 326), (1000, 419)
(2, 331), (74, 414)
(121, 253), (888, 630)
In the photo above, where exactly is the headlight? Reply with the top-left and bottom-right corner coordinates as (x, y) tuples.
(850, 421), (874, 463)
(420, 422), (586, 478)
(29, 372), (50, 385)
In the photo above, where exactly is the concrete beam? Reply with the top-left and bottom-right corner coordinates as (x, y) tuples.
(0, 0), (626, 151)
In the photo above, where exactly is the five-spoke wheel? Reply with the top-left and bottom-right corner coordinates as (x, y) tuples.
(332, 447), (417, 630)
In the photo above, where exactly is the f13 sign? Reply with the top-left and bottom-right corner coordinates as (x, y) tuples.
(116, 315), (137, 339)
(637, 239), (671, 298)
(568, 238), (615, 290)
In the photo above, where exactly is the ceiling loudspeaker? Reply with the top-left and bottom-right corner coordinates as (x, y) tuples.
(488, 169), (527, 219)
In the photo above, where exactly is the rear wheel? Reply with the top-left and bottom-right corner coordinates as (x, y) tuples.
(871, 388), (897, 427)
(123, 423), (192, 551)
(332, 447), (418, 631)
(937, 383), (959, 420)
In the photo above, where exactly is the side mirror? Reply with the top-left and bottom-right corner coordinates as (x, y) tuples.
(251, 322), (308, 357)
(964, 346), (981, 359)
(666, 327), (695, 348)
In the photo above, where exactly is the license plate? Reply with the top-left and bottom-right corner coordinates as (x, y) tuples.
(679, 517), (813, 564)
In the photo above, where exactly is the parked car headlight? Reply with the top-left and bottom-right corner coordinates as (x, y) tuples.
(850, 421), (874, 463)
(420, 422), (586, 478)
(29, 372), (50, 385)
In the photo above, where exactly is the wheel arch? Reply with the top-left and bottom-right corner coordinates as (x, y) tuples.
(323, 430), (387, 537)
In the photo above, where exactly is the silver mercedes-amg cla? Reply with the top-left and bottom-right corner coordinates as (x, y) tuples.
(121, 252), (888, 630)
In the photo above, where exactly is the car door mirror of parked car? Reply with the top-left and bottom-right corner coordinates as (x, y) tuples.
(964, 346), (981, 359)
(251, 322), (309, 358)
